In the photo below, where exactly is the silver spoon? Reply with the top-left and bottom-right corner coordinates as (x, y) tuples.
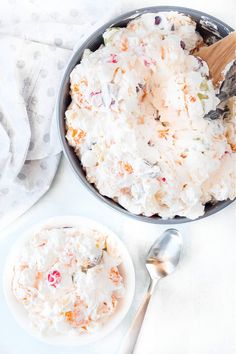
(118, 228), (183, 354)
(204, 60), (235, 120)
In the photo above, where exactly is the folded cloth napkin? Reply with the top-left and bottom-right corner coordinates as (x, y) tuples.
(0, 0), (122, 231)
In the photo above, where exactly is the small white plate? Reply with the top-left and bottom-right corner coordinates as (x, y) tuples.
(3, 216), (135, 346)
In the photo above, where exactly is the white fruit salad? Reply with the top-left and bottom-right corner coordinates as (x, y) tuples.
(11, 225), (125, 336)
(65, 11), (236, 219)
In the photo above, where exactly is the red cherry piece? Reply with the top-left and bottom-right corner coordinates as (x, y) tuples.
(144, 59), (150, 67)
(90, 90), (101, 97)
(48, 270), (61, 288)
(108, 54), (118, 63)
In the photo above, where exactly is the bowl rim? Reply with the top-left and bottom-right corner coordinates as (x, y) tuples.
(3, 215), (135, 346)
(57, 6), (235, 225)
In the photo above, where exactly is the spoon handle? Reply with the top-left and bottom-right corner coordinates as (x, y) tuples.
(118, 280), (157, 354)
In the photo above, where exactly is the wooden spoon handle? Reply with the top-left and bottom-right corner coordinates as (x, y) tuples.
(196, 31), (236, 86)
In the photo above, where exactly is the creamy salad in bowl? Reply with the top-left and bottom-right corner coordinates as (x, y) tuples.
(4, 217), (135, 345)
(65, 11), (236, 220)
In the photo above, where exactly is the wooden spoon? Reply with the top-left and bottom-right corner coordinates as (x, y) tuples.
(195, 31), (236, 86)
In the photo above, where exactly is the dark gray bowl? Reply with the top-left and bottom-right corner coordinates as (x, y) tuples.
(57, 6), (235, 224)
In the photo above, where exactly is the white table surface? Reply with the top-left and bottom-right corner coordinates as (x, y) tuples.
(0, 1), (236, 353)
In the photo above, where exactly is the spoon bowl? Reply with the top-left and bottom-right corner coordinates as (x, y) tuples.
(146, 229), (182, 279)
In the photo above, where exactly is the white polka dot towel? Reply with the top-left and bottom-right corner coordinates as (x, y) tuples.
(0, 0), (121, 231)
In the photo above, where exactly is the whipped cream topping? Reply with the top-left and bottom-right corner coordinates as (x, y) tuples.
(12, 226), (124, 336)
(65, 12), (236, 219)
